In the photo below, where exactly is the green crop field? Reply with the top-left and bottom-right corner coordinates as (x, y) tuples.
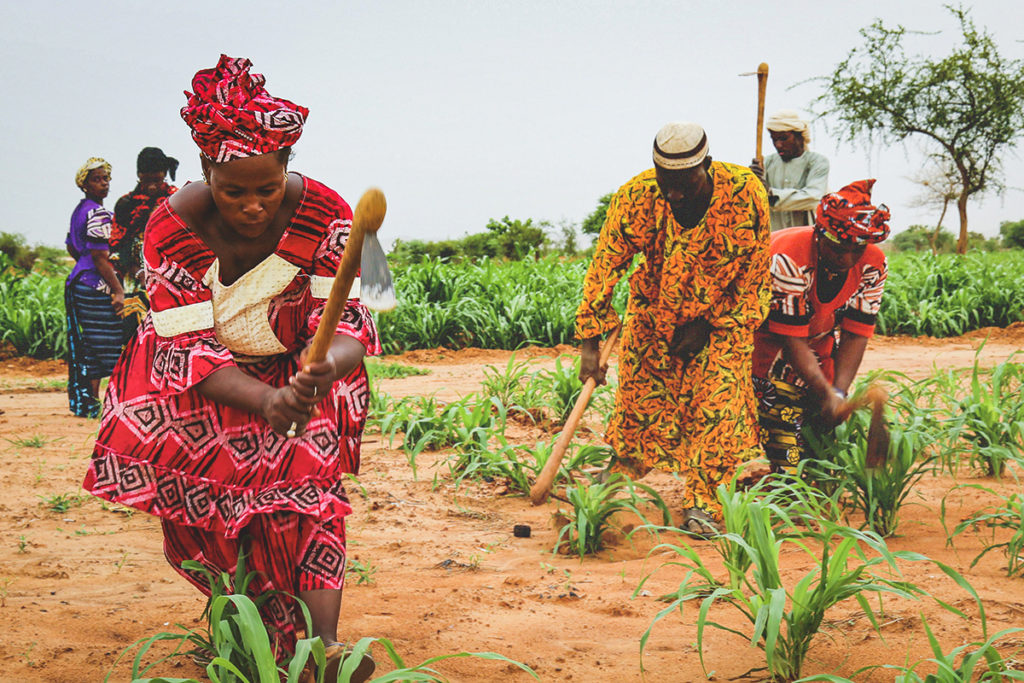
(3, 250), (1024, 359)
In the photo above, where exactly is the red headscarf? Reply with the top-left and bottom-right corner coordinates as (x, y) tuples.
(814, 179), (891, 245)
(180, 55), (309, 162)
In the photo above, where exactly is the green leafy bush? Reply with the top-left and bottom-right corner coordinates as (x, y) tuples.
(999, 219), (1024, 249)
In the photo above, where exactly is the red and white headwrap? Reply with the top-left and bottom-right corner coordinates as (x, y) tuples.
(180, 55), (309, 163)
(814, 179), (891, 245)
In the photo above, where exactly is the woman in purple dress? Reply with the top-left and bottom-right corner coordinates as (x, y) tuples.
(65, 158), (125, 417)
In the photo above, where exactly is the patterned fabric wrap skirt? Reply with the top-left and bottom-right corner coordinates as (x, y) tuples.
(754, 376), (807, 471)
(163, 509), (348, 657)
(120, 290), (149, 343)
(65, 279), (123, 417)
(84, 315), (375, 657)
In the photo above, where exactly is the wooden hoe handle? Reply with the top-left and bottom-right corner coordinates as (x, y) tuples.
(529, 325), (621, 505)
(307, 188), (387, 364)
(755, 62), (769, 163)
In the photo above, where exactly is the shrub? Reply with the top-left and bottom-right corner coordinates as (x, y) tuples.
(999, 218), (1024, 249)
(891, 225), (956, 253)
(580, 193), (613, 237)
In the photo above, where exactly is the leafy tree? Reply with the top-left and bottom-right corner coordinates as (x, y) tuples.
(891, 225), (956, 253)
(966, 231), (999, 252)
(461, 232), (501, 260)
(557, 221), (580, 257)
(814, 5), (1024, 253)
(1000, 219), (1024, 250)
(388, 216), (548, 265)
(0, 232), (41, 271)
(388, 238), (460, 263)
(581, 193), (613, 236)
(484, 216), (547, 259)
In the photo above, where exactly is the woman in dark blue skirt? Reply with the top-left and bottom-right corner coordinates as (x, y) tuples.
(65, 158), (125, 417)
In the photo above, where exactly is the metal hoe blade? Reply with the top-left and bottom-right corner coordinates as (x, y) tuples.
(359, 231), (397, 312)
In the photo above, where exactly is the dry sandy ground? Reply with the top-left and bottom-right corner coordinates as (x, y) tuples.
(1, 331), (1023, 682)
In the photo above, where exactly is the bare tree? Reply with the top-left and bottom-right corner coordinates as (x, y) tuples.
(907, 155), (959, 254)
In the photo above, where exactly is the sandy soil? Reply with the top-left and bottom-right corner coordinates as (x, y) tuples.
(1, 332), (1023, 682)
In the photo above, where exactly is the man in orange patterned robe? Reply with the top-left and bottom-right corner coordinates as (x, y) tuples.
(577, 122), (771, 534)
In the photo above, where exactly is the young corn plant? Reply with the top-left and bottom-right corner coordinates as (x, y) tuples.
(954, 354), (1024, 478)
(443, 396), (514, 481)
(6, 434), (60, 449)
(555, 474), (671, 557)
(108, 559), (537, 682)
(364, 358), (430, 381)
(530, 355), (615, 425)
(38, 492), (87, 514)
(943, 483), (1024, 577)
(447, 396), (508, 455)
(480, 355), (545, 421)
(859, 369), (954, 467)
(909, 370), (970, 477)
(364, 390), (394, 433)
(377, 395), (460, 478)
(638, 499), (979, 683)
(881, 618), (1024, 682)
(346, 559), (378, 586)
(802, 406), (934, 537)
(453, 442), (538, 494)
(537, 355), (586, 424)
(517, 440), (614, 493)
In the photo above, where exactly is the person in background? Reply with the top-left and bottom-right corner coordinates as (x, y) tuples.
(752, 180), (889, 473)
(576, 121), (771, 537)
(65, 158), (125, 417)
(111, 146), (179, 337)
(82, 55), (379, 682)
(750, 109), (830, 230)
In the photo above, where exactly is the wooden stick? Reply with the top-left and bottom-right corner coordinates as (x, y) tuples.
(307, 188), (387, 364)
(529, 325), (621, 505)
(755, 62), (769, 163)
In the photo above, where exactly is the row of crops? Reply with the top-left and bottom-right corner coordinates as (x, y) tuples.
(3, 250), (1024, 358)
(105, 352), (1024, 680)
(362, 353), (1024, 681)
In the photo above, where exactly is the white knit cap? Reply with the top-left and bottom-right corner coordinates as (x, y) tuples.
(766, 109), (811, 145)
(653, 122), (709, 170)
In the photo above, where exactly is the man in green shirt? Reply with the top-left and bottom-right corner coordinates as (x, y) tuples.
(750, 109), (830, 230)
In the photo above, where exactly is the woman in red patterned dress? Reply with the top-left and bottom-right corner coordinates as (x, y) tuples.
(83, 55), (378, 680)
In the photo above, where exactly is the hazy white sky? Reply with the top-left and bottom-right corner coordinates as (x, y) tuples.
(2, 1), (1023, 249)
